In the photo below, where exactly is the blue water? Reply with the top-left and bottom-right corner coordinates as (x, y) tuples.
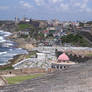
(0, 30), (28, 65)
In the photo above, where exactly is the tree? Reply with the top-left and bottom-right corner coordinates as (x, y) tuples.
(79, 22), (84, 27)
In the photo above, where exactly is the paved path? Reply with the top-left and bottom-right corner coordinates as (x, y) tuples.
(0, 60), (92, 92)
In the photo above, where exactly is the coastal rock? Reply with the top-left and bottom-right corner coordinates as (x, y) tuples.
(0, 76), (7, 86)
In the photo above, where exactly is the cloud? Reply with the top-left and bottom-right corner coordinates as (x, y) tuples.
(51, 0), (63, 3)
(34, 0), (45, 6)
(52, 0), (58, 3)
(79, 0), (92, 13)
(19, 1), (33, 9)
(19, 0), (92, 14)
(0, 6), (9, 10)
(80, 2), (87, 9)
(80, 7), (92, 13)
(74, 2), (81, 7)
(34, 0), (63, 6)
(86, 8), (92, 13)
(60, 3), (69, 11)
(69, 0), (92, 13)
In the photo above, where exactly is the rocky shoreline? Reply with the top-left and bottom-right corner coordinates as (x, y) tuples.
(0, 30), (29, 69)
(0, 54), (26, 70)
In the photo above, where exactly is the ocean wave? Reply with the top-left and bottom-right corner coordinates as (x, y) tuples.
(0, 51), (7, 55)
(4, 32), (12, 37)
(0, 30), (11, 37)
(0, 30), (27, 65)
(2, 43), (13, 47)
(0, 36), (6, 43)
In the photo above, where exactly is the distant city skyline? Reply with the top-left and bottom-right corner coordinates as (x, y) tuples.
(0, 0), (92, 21)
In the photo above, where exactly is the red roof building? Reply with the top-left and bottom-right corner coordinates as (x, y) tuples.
(58, 53), (70, 62)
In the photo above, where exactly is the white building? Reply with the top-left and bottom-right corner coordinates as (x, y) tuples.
(37, 53), (46, 60)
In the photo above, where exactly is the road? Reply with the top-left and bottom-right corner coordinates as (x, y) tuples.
(0, 60), (92, 92)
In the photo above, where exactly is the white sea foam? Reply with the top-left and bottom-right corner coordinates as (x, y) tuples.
(0, 30), (11, 37)
(4, 32), (12, 37)
(0, 30), (27, 65)
(18, 48), (22, 50)
(9, 49), (13, 51)
(0, 51), (7, 55)
(0, 36), (6, 43)
(2, 43), (13, 47)
(0, 63), (8, 66)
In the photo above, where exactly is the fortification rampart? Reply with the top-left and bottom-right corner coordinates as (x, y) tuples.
(0, 68), (56, 75)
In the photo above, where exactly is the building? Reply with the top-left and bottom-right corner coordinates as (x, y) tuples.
(15, 16), (20, 24)
(47, 27), (56, 34)
(58, 53), (70, 62)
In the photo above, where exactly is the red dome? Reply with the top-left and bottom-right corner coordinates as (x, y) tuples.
(58, 53), (69, 61)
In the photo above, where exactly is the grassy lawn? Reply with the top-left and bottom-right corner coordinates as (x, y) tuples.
(87, 53), (92, 57)
(5, 74), (43, 84)
(18, 24), (32, 30)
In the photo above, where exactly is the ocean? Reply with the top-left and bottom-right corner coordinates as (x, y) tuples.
(0, 30), (27, 65)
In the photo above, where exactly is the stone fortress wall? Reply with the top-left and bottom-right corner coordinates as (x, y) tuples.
(0, 68), (56, 75)
(34, 46), (92, 62)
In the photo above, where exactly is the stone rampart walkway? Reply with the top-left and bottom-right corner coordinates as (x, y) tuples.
(0, 60), (92, 92)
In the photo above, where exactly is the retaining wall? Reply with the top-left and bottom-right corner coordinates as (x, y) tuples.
(0, 68), (56, 75)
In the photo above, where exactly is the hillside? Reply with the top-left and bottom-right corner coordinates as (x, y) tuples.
(79, 31), (92, 42)
(61, 34), (91, 47)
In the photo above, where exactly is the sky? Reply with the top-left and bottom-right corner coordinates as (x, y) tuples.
(0, 0), (92, 21)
